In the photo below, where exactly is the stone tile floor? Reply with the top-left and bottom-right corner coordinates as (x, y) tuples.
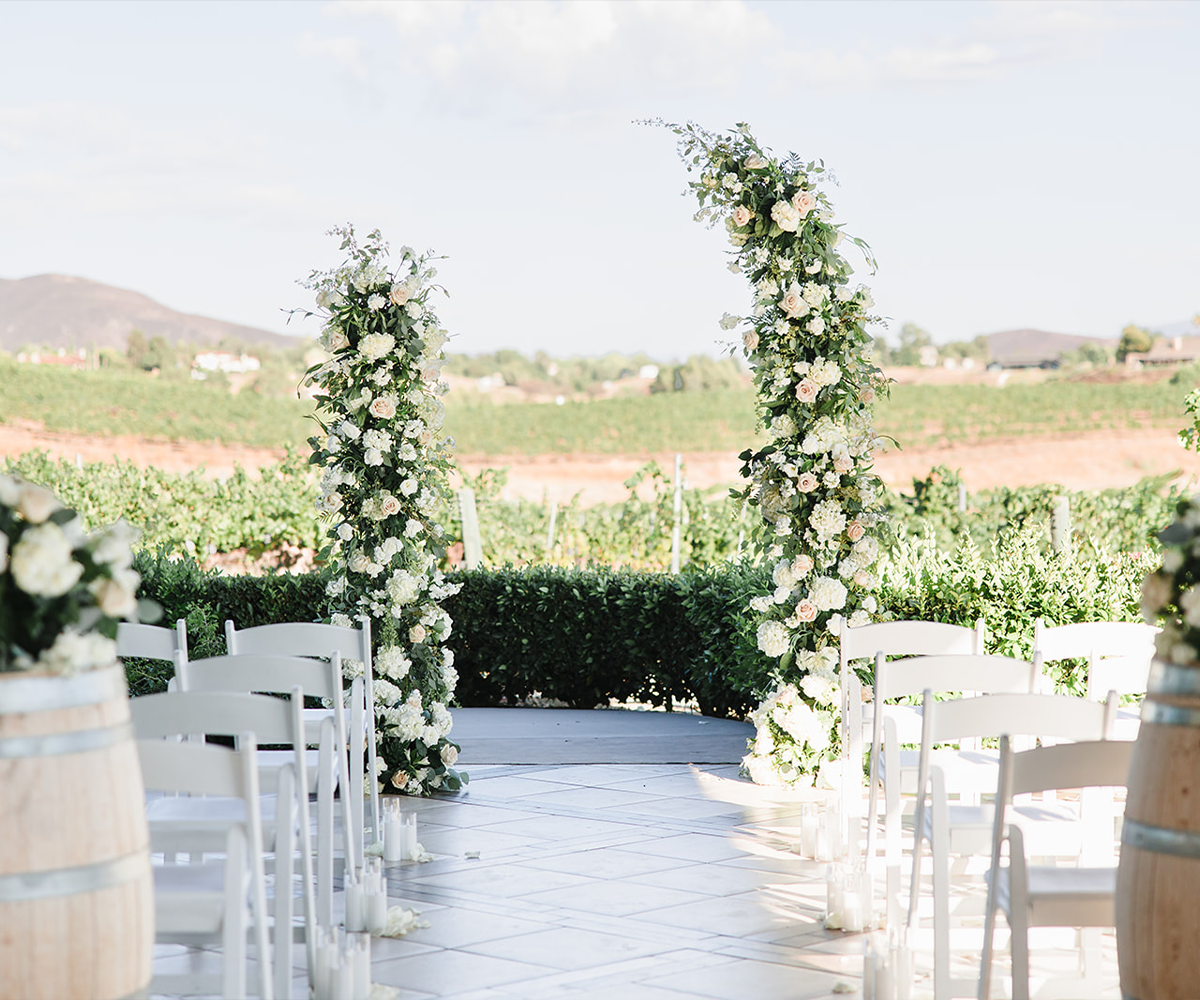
(153, 761), (1121, 999)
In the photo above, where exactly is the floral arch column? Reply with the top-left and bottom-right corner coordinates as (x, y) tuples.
(304, 226), (466, 797)
(670, 122), (888, 788)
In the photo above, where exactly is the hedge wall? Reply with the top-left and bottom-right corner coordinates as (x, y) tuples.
(130, 526), (1150, 711)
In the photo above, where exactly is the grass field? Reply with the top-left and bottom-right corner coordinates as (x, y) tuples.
(0, 358), (1194, 455)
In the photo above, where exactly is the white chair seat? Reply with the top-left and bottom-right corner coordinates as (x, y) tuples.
(894, 746), (999, 794)
(929, 800), (1087, 858)
(154, 864), (234, 934)
(994, 865), (1117, 926)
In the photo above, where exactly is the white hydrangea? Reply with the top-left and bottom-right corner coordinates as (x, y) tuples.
(757, 620), (791, 658)
(809, 576), (848, 612)
(358, 333), (395, 361)
(809, 499), (847, 541)
(809, 357), (841, 387)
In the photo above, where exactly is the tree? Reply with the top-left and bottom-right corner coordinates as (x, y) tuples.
(892, 323), (933, 367)
(1116, 324), (1155, 362)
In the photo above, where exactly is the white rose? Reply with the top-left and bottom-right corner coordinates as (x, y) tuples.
(389, 282), (411, 306)
(338, 522), (354, 541)
(10, 522), (82, 597)
(348, 551), (371, 574)
(440, 744), (459, 767)
(795, 379), (819, 404)
(731, 204), (753, 227)
(17, 483), (61, 524)
(770, 200), (801, 232)
(806, 316), (826, 336)
(744, 153), (767, 169)
(791, 190), (817, 217)
(369, 396), (397, 420)
(794, 599), (818, 623)
(796, 472), (819, 493)
(743, 329), (760, 352)
(410, 624), (427, 644)
(379, 495), (402, 517)
(363, 447), (384, 467)
(400, 478), (419, 496)
(90, 569), (139, 617)
(846, 520), (865, 543)
(779, 282), (809, 319)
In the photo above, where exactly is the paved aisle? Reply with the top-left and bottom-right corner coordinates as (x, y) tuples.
(151, 708), (1121, 999)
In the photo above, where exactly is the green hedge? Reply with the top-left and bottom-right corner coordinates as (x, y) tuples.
(129, 525), (1151, 712)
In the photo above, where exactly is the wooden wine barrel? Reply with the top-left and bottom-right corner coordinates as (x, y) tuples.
(1117, 660), (1200, 1000)
(0, 664), (153, 1000)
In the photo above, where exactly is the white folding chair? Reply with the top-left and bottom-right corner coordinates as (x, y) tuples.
(137, 733), (273, 999)
(117, 618), (189, 683)
(177, 653), (359, 929)
(980, 737), (1133, 1000)
(225, 618), (380, 854)
(864, 652), (1036, 926)
(1034, 617), (1158, 739)
(132, 689), (314, 1000)
(908, 690), (1116, 1000)
(840, 619), (986, 851)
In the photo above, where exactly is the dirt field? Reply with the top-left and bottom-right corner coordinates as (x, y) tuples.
(4, 418), (1200, 504)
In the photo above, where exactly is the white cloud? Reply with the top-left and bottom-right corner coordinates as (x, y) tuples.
(325, 0), (773, 110)
(771, 0), (1154, 89)
(295, 31), (372, 81)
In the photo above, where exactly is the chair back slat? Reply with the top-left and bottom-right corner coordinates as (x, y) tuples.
(180, 653), (340, 701)
(841, 619), (983, 663)
(876, 654), (1037, 703)
(922, 690), (1112, 745)
(225, 620), (369, 663)
(132, 689), (300, 745)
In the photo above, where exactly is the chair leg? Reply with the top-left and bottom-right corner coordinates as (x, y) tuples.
(318, 736), (334, 929)
(1011, 909), (1031, 1000)
(275, 776), (296, 1000)
(224, 828), (249, 1000)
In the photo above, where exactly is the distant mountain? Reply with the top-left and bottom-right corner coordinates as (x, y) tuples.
(984, 328), (1115, 368)
(0, 274), (297, 354)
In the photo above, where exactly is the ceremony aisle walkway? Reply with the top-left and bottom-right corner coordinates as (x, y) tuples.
(151, 709), (1121, 999)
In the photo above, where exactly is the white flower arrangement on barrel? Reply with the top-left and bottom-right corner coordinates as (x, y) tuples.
(302, 226), (466, 797)
(0, 475), (143, 673)
(669, 122), (888, 787)
(1140, 496), (1200, 662)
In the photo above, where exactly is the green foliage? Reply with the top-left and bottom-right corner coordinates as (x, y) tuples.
(880, 465), (1181, 557)
(650, 355), (748, 393)
(125, 548), (332, 696)
(1, 450), (322, 557)
(876, 527), (1149, 694)
(0, 355), (315, 448)
(1117, 324), (1156, 361)
(887, 323), (934, 367)
(127, 529), (1150, 717)
(879, 379), (1190, 448)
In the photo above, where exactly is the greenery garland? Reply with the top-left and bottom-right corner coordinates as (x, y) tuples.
(669, 121), (888, 786)
(301, 226), (466, 796)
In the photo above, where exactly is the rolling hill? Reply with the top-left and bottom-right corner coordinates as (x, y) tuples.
(0, 274), (296, 354)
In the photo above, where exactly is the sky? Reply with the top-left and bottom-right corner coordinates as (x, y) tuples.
(1, 0), (1197, 361)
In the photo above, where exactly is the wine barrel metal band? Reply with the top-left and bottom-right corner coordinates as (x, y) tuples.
(1122, 817), (1200, 859)
(0, 722), (133, 759)
(0, 850), (147, 901)
(0, 665), (125, 713)
(1141, 701), (1200, 727)
(1148, 660), (1200, 696)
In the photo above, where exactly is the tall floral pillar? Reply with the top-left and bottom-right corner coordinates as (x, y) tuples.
(303, 227), (466, 797)
(670, 122), (888, 789)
